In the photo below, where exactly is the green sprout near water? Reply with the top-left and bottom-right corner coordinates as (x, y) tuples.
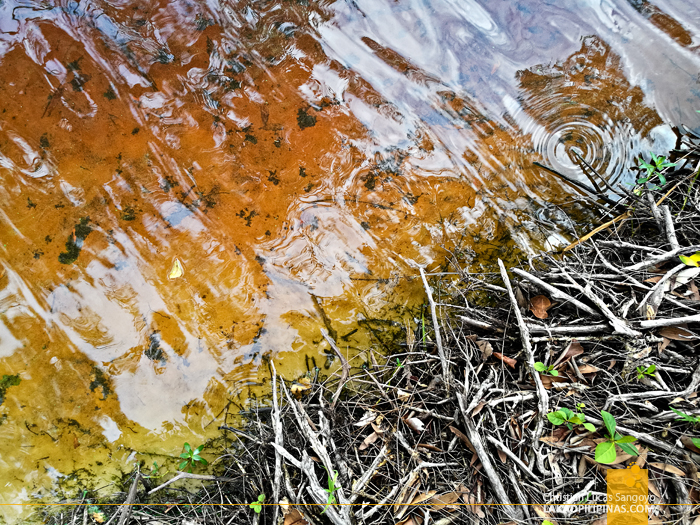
(636, 152), (676, 188)
(179, 442), (208, 472)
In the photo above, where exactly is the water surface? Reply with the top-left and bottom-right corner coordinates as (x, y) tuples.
(0, 0), (699, 519)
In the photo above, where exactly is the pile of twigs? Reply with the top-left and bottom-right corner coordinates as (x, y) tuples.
(44, 130), (700, 525)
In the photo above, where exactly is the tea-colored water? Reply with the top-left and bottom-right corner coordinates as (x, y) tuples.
(0, 0), (699, 520)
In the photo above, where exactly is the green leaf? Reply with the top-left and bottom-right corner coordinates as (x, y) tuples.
(647, 364), (656, 374)
(680, 255), (699, 267)
(618, 442), (639, 457)
(691, 438), (700, 449)
(560, 407), (574, 419)
(197, 457), (208, 465)
(595, 441), (617, 464)
(547, 412), (565, 426)
(258, 494), (266, 503)
(601, 411), (616, 437)
(583, 423), (596, 432)
(658, 173), (667, 186)
(183, 443), (192, 454)
(550, 369), (559, 377)
(543, 521), (554, 525)
(194, 445), (204, 455)
(179, 452), (190, 459)
(179, 460), (189, 470)
(616, 435), (637, 444)
(534, 362), (546, 372)
(569, 415), (584, 425)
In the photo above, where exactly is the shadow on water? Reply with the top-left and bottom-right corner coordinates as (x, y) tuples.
(0, 0), (698, 519)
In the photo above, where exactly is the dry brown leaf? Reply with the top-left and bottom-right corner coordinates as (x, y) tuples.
(497, 449), (507, 463)
(659, 337), (672, 353)
(394, 471), (420, 515)
(645, 275), (663, 283)
(359, 431), (380, 451)
(476, 340), (493, 361)
(405, 417), (425, 433)
(659, 326), (697, 340)
(428, 491), (460, 511)
(648, 480), (662, 500)
(552, 341), (584, 368)
(690, 280), (700, 301)
(416, 443), (443, 452)
(577, 364), (600, 374)
(608, 359), (616, 369)
(529, 295), (552, 319)
(449, 426), (476, 454)
(635, 447), (648, 469)
(692, 514), (700, 525)
(649, 462), (686, 476)
(283, 508), (309, 525)
(410, 491), (437, 506)
(681, 436), (700, 454)
(493, 352), (517, 368)
(471, 401), (486, 417)
(395, 515), (422, 525)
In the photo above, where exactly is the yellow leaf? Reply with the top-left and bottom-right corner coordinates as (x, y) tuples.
(168, 258), (184, 279)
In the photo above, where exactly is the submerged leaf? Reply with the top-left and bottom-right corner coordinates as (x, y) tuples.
(168, 258), (185, 279)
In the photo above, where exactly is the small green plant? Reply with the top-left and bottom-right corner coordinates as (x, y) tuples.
(576, 402), (586, 413)
(636, 152), (676, 187)
(534, 361), (559, 376)
(249, 494), (265, 514)
(671, 407), (700, 424)
(322, 469), (340, 513)
(595, 411), (639, 464)
(636, 364), (656, 381)
(387, 358), (404, 386)
(543, 521), (554, 525)
(179, 443), (208, 472)
(143, 461), (163, 478)
(547, 407), (596, 432)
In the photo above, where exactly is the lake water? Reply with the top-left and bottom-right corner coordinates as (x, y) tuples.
(0, 0), (699, 520)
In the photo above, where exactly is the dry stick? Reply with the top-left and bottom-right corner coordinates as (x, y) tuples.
(598, 240), (663, 253)
(457, 402), (524, 522)
(348, 444), (388, 504)
(270, 362), (283, 525)
(497, 260), (549, 458)
(485, 436), (541, 482)
(526, 323), (610, 334)
(148, 473), (236, 495)
(639, 314), (700, 328)
(661, 205), (680, 250)
(419, 267), (450, 392)
(456, 314), (503, 332)
(321, 329), (350, 408)
(511, 267), (600, 317)
(625, 244), (700, 272)
(557, 266), (642, 337)
(280, 381), (352, 523)
(647, 192), (664, 232)
(116, 473), (140, 525)
(637, 263), (686, 317)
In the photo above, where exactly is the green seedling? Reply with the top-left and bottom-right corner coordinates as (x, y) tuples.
(249, 494), (265, 514)
(576, 402), (586, 413)
(143, 461), (163, 479)
(322, 469), (340, 513)
(671, 407), (700, 424)
(179, 442), (208, 472)
(547, 407), (596, 432)
(88, 505), (106, 523)
(387, 358), (404, 387)
(679, 252), (700, 267)
(595, 411), (639, 464)
(636, 152), (676, 187)
(636, 364), (656, 381)
(534, 361), (559, 377)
